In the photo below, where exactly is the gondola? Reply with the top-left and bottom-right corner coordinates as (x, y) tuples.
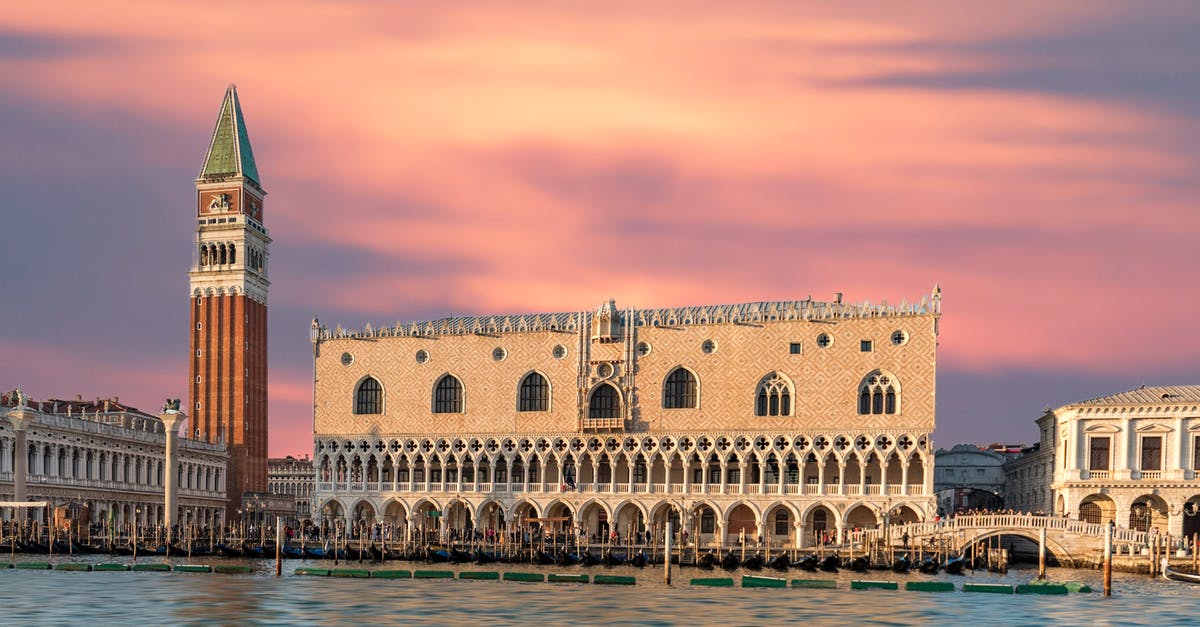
(891, 555), (911, 574)
(818, 555), (840, 573)
(602, 550), (628, 567)
(303, 546), (327, 559)
(427, 547), (451, 562)
(450, 548), (474, 564)
(532, 550), (558, 565)
(720, 551), (741, 570)
(474, 548), (500, 564)
(741, 553), (764, 571)
(791, 554), (819, 571)
(768, 554), (790, 571)
(1162, 559), (1200, 584)
(281, 545), (305, 559)
(696, 550), (717, 569)
(918, 557), (940, 575)
(558, 550), (583, 566)
(629, 549), (648, 568)
(944, 556), (965, 575)
(242, 543), (265, 558)
(845, 556), (870, 573)
(578, 550), (602, 567)
(110, 543), (137, 556)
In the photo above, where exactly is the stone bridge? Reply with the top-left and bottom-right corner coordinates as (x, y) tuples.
(864, 514), (1172, 567)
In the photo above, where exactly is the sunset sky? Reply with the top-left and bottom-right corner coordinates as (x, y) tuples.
(2, 1), (1197, 456)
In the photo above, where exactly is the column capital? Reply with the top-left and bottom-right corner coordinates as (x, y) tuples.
(158, 411), (186, 430)
(7, 409), (36, 431)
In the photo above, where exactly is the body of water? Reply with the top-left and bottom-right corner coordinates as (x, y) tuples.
(2, 557), (1196, 626)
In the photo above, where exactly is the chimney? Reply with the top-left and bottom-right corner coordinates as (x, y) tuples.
(834, 292), (843, 304)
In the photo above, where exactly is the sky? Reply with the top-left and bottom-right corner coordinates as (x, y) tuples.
(1, 1), (1198, 457)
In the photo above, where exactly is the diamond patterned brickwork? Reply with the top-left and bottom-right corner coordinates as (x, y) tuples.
(314, 306), (938, 439)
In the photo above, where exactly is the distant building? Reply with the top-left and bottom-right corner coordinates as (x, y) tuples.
(933, 444), (1009, 514)
(1010, 385), (1200, 538)
(267, 455), (313, 526)
(1002, 415), (1055, 514)
(1, 392), (228, 526)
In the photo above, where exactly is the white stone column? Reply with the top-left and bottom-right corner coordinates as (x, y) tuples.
(9, 410), (34, 509)
(159, 411), (184, 543)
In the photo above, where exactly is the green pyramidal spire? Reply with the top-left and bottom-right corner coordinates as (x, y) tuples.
(199, 85), (261, 185)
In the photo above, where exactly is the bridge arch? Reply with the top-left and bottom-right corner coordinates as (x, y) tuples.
(957, 528), (1076, 568)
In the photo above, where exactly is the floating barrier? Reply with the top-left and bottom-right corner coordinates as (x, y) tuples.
(213, 565), (253, 575)
(503, 572), (545, 583)
(1016, 584), (1068, 595)
(14, 563), (51, 570)
(1063, 582), (1092, 593)
(963, 583), (1013, 594)
(594, 575), (635, 585)
(547, 574), (589, 583)
(173, 565), (212, 573)
(93, 563), (129, 572)
(372, 569), (412, 579)
(132, 563), (171, 572)
(459, 571), (500, 581)
(743, 575), (786, 588)
(691, 577), (735, 587)
(851, 580), (899, 590)
(330, 568), (370, 578)
(55, 563), (92, 572)
(413, 570), (454, 579)
(791, 579), (837, 589)
(905, 581), (955, 593)
(294, 568), (330, 577)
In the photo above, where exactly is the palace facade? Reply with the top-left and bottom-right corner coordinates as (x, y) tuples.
(1008, 385), (1200, 538)
(267, 455), (314, 526)
(311, 290), (941, 547)
(1, 393), (227, 526)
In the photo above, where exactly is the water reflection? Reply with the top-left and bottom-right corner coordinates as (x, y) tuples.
(2, 557), (1196, 626)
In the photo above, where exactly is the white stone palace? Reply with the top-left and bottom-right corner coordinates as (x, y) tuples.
(311, 290), (941, 546)
(1006, 385), (1200, 538)
(1, 391), (228, 526)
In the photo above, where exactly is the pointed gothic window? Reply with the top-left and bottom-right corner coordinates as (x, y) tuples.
(857, 370), (900, 415)
(434, 375), (464, 413)
(354, 377), (382, 415)
(518, 372), (549, 412)
(755, 372), (792, 417)
(664, 367), (698, 409)
(588, 383), (620, 419)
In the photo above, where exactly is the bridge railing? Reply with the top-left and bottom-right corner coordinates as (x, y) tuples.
(864, 514), (1170, 548)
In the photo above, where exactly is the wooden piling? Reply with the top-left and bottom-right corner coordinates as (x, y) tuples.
(1038, 526), (1047, 580)
(664, 521), (673, 585)
(1103, 522), (1112, 597)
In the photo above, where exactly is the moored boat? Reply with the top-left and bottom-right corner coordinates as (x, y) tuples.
(1162, 559), (1200, 584)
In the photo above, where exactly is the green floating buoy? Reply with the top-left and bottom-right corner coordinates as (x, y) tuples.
(372, 569), (412, 579)
(93, 563), (129, 572)
(963, 583), (1013, 594)
(791, 579), (837, 589)
(691, 577), (735, 587)
(1016, 584), (1068, 595)
(294, 567), (330, 577)
(851, 580), (899, 590)
(548, 574), (589, 583)
(14, 563), (51, 570)
(594, 575), (635, 585)
(173, 564), (212, 573)
(905, 581), (955, 592)
(459, 571), (500, 581)
(132, 563), (171, 572)
(213, 565), (253, 575)
(55, 563), (93, 572)
(503, 572), (545, 583)
(413, 570), (454, 579)
(330, 568), (371, 578)
(743, 575), (786, 588)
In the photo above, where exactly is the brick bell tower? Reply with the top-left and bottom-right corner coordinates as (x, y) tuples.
(188, 85), (270, 519)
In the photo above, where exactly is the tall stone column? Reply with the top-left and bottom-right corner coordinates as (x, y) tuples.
(9, 409), (34, 512)
(159, 411), (185, 544)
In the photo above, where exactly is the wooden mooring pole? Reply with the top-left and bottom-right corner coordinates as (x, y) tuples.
(1038, 526), (1047, 580)
(664, 521), (673, 585)
(275, 516), (283, 577)
(1103, 522), (1113, 597)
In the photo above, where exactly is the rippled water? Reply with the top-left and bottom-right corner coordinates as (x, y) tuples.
(2, 557), (1196, 626)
